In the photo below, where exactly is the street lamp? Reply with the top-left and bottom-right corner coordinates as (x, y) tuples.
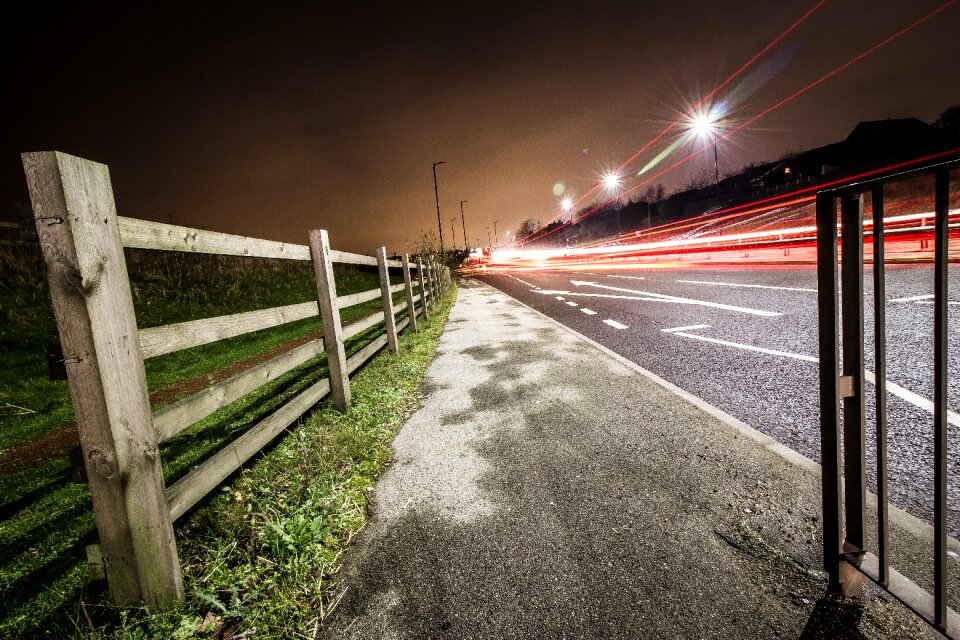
(493, 220), (498, 247)
(690, 112), (720, 194)
(450, 218), (457, 250)
(459, 200), (468, 249)
(432, 161), (445, 253)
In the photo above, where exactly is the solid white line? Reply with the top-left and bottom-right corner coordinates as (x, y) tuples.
(670, 330), (960, 427)
(566, 301), (578, 307)
(581, 308), (597, 315)
(607, 275), (647, 281)
(914, 300), (960, 306)
(662, 324), (711, 333)
(672, 331), (818, 362)
(676, 279), (816, 293)
(891, 294), (933, 302)
(603, 319), (629, 329)
(506, 274), (539, 289)
(570, 280), (780, 317)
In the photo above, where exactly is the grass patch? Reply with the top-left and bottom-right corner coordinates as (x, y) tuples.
(0, 241), (426, 636)
(44, 282), (455, 639)
(3, 277), (456, 637)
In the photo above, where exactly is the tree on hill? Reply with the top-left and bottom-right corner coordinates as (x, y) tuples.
(932, 105), (960, 136)
(516, 218), (540, 240)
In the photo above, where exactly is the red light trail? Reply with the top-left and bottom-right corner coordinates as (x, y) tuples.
(518, 0), (829, 244)
(519, 0), (959, 247)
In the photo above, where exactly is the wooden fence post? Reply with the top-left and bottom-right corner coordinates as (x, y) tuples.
(309, 229), (351, 411)
(428, 257), (438, 302)
(417, 257), (430, 319)
(402, 253), (418, 333)
(376, 247), (399, 353)
(22, 151), (183, 608)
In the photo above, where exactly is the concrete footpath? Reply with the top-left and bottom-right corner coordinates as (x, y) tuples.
(320, 280), (938, 639)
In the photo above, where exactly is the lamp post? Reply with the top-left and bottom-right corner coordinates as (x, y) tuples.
(493, 220), (498, 247)
(486, 227), (491, 247)
(432, 161), (445, 253)
(450, 218), (457, 250)
(690, 113), (720, 196)
(459, 200), (468, 249)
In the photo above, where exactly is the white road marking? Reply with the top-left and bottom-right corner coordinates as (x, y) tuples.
(556, 296), (565, 301)
(668, 328), (960, 427)
(581, 308), (597, 315)
(603, 319), (629, 329)
(891, 294), (933, 302)
(607, 275), (647, 281)
(662, 324), (711, 333)
(566, 301), (578, 307)
(914, 300), (960, 306)
(570, 280), (780, 317)
(506, 274), (539, 288)
(535, 289), (572, 295)
(677, 279), (816, 293)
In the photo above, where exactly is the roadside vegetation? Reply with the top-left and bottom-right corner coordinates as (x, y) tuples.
(0, 241), (449, 637)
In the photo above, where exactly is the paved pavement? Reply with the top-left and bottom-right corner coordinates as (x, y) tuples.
(478, 266), (960, 538)
(320, 279), (947, 639)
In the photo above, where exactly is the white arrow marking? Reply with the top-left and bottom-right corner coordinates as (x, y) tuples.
(569, 280), (780, 317)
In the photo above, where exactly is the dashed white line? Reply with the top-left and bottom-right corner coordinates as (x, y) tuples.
(914, 300), (960, 306)
(662, 324), (711, 333)
(603, 319), (629, 329)
(676, 279), (816, 293)
(607, 275), (647, 281)
(556, 296), (565, 301)
(581, 308), (597, 315)
(566, 301), (578, 307)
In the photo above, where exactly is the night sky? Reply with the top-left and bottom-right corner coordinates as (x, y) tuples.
(4, 1), (959, 254)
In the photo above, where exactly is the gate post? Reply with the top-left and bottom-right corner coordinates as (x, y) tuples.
(22, 151), (183, 607)
(815, 192), (843, 592)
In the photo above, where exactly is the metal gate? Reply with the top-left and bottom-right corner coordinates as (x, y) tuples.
(816, 156), (959, 637)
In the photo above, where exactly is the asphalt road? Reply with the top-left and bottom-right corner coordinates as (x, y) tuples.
(477, 264), (960, 537)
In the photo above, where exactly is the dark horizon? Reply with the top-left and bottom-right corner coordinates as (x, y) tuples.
(4, 1), (959, 253)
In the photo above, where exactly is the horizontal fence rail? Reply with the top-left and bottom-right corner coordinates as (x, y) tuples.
(816, 155), (959, 638)
(22, 150), (450, 609)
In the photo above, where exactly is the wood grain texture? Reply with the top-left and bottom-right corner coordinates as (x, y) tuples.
(330, 249), (378, 267)
(166, 378), (331, 521)
(119, 216), (311, 260)
(417, 257), (430, 319)
(376, 247), (399, 354)
(343, 310), (384, 341)
(153, 338), (325, 442)
(337, 287), (381, 311)
(138, 301), (319, 359)
(310, 229), (351, 411)
(24, 152), (183, 607)
(402, 254), (418, 333)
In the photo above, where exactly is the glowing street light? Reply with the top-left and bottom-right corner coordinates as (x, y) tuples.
(560, 196), (573, 213)
(602, 171), (621, 191)
(689, 110), (721, 194)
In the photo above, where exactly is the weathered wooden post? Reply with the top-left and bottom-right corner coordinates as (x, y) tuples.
(22, 151), (183, 608)
(428, 257), (439, 302)
(376, 247), (399, 353)
(417, 257), (430, 319)
(402, 253), (418, 333)
(309, 229), (351, 411)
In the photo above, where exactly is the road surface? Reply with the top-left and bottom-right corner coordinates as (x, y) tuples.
(477, 264), (960, 537)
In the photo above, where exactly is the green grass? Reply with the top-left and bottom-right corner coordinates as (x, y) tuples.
(24, 282), (455, 639)
(0, 242), (434, 637)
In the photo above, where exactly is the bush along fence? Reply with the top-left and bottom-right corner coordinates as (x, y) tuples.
(21, 151), (451, 609)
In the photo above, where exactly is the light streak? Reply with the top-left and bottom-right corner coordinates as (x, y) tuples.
(518, 0), (829, 243)
(521, 1), (959, 246)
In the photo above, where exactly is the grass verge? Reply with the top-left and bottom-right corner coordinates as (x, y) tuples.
(41, 281), (456, 639)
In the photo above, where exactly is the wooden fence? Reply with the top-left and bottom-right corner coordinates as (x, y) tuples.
(21, 151), (451, 608)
